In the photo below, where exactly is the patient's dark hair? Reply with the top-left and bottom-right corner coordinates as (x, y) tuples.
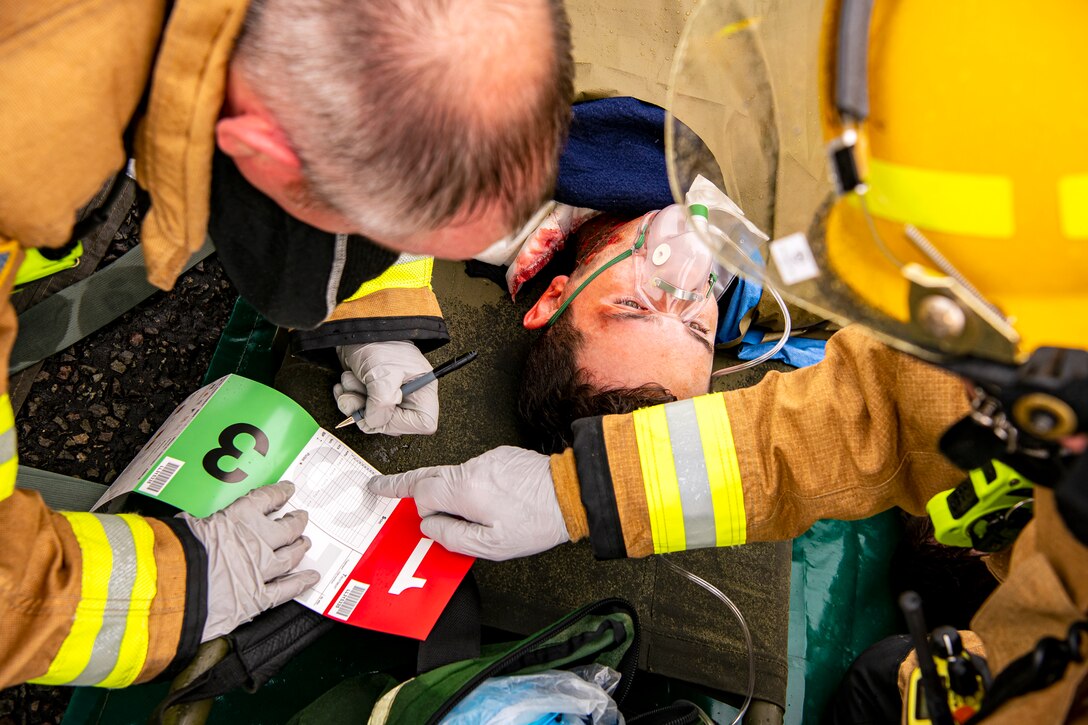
(519, 313), (677, 453)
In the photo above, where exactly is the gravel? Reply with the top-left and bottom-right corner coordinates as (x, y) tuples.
(2, 204), (238, 723)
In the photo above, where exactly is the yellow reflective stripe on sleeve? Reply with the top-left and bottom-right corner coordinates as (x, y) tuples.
(632, 405), (686, 553)
(30, 514), (113, 684)
(866, 159), (1014, 238)
(345, 255), (434, 302)
(0, 393), (16, 500)
(68, 516), (137, 685)
(1058, 174), (1088, 239)
(95, 514), (157, 688)
(32, 514), (159, 687)
(692, 395), (747, 546)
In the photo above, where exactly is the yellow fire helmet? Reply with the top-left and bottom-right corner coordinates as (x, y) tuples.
(665, 0), (1088, 368)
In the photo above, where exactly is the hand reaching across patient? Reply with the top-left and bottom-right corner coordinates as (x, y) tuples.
(367, 446), (570, 560)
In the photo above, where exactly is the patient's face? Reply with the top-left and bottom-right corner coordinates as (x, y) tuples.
(525, 216), (717, 399)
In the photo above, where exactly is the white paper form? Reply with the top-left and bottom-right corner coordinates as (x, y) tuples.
(90, 374), (473, 638)
(280, 430), (399, 613)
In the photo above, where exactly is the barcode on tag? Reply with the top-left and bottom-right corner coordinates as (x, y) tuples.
(329, 580), (369, 621)
(139, 457), (184, 496)
(770, 232), (821, 285)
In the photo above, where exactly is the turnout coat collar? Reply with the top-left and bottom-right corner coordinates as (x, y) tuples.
(134, 0), (252, 291)
(134, 0), (399, 328)
(0, 0), (250, 292)
(1, 0), (398, 329)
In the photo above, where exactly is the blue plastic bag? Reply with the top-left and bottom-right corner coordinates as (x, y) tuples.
(440, 667), (623, 725)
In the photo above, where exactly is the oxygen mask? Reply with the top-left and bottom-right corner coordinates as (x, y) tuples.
(548, 204), (725, 327)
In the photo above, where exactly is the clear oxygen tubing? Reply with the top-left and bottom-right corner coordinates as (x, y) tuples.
(706, 229), (792, 378)
(711, 282), (791, 378)
(661, 557), (754, 725)
(705, 217), (792, 374)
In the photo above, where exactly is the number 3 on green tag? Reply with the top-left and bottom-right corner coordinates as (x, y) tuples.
(202, 423), (270, 483)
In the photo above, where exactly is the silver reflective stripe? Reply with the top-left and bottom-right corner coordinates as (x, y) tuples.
(326, 233), (349, 318)
(0, 427), (15, 465)
(392, 253), (429, 265)
(663, 400), (717, 549)
(69, 515), (138, 685)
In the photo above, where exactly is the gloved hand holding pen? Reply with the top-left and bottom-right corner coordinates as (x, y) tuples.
(334, 341), (440, 436)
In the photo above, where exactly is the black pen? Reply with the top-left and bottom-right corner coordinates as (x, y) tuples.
(335, 351), (478, 429)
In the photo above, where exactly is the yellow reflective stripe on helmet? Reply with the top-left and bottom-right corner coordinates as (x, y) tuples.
(0, 393), (16, 501)
(30, 514), (113, 684)
(32, 514), (157, 687)
(345, 255), (434, 302)
(95, 514), (156, 688)
(692, 395), (746, 546)
(632, 405), (686, 553)
(866, 159), (1014, 238)
(1058, 174), (1088, 239)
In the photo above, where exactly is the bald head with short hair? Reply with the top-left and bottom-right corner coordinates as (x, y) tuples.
(233, 0), (572, 248)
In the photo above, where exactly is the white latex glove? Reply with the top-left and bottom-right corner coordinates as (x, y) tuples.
(334, 342), (439, 436)
(180, 482), (320, 641)
(367, 446), (570, 561)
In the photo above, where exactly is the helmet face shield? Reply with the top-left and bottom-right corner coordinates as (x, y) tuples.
(664, 0), (801, 291)
(661, 0), (1088, 365)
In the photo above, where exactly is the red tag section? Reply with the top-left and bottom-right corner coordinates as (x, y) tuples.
(322, 499), (475, 639)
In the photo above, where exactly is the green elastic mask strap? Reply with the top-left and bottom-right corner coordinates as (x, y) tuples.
(546, 248), (634, 328)
(546, 222), (650, 328)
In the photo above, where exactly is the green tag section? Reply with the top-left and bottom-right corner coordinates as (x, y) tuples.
(134, 375), (319, 516)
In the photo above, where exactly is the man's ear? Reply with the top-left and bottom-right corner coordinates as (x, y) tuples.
(215, 113), (301, 172)
(523, 275), (569, 329)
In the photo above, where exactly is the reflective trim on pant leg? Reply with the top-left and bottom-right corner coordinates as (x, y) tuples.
(692, 395), (747, 546)
(29, 514), (113, 685)
(662, 400), (718, 550)
(0, 393), (16, 501)
(632, 404), (685, 553)
(95, 514), (157, 688)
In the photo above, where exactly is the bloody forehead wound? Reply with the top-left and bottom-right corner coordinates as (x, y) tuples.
(573, 214), (637, 268)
